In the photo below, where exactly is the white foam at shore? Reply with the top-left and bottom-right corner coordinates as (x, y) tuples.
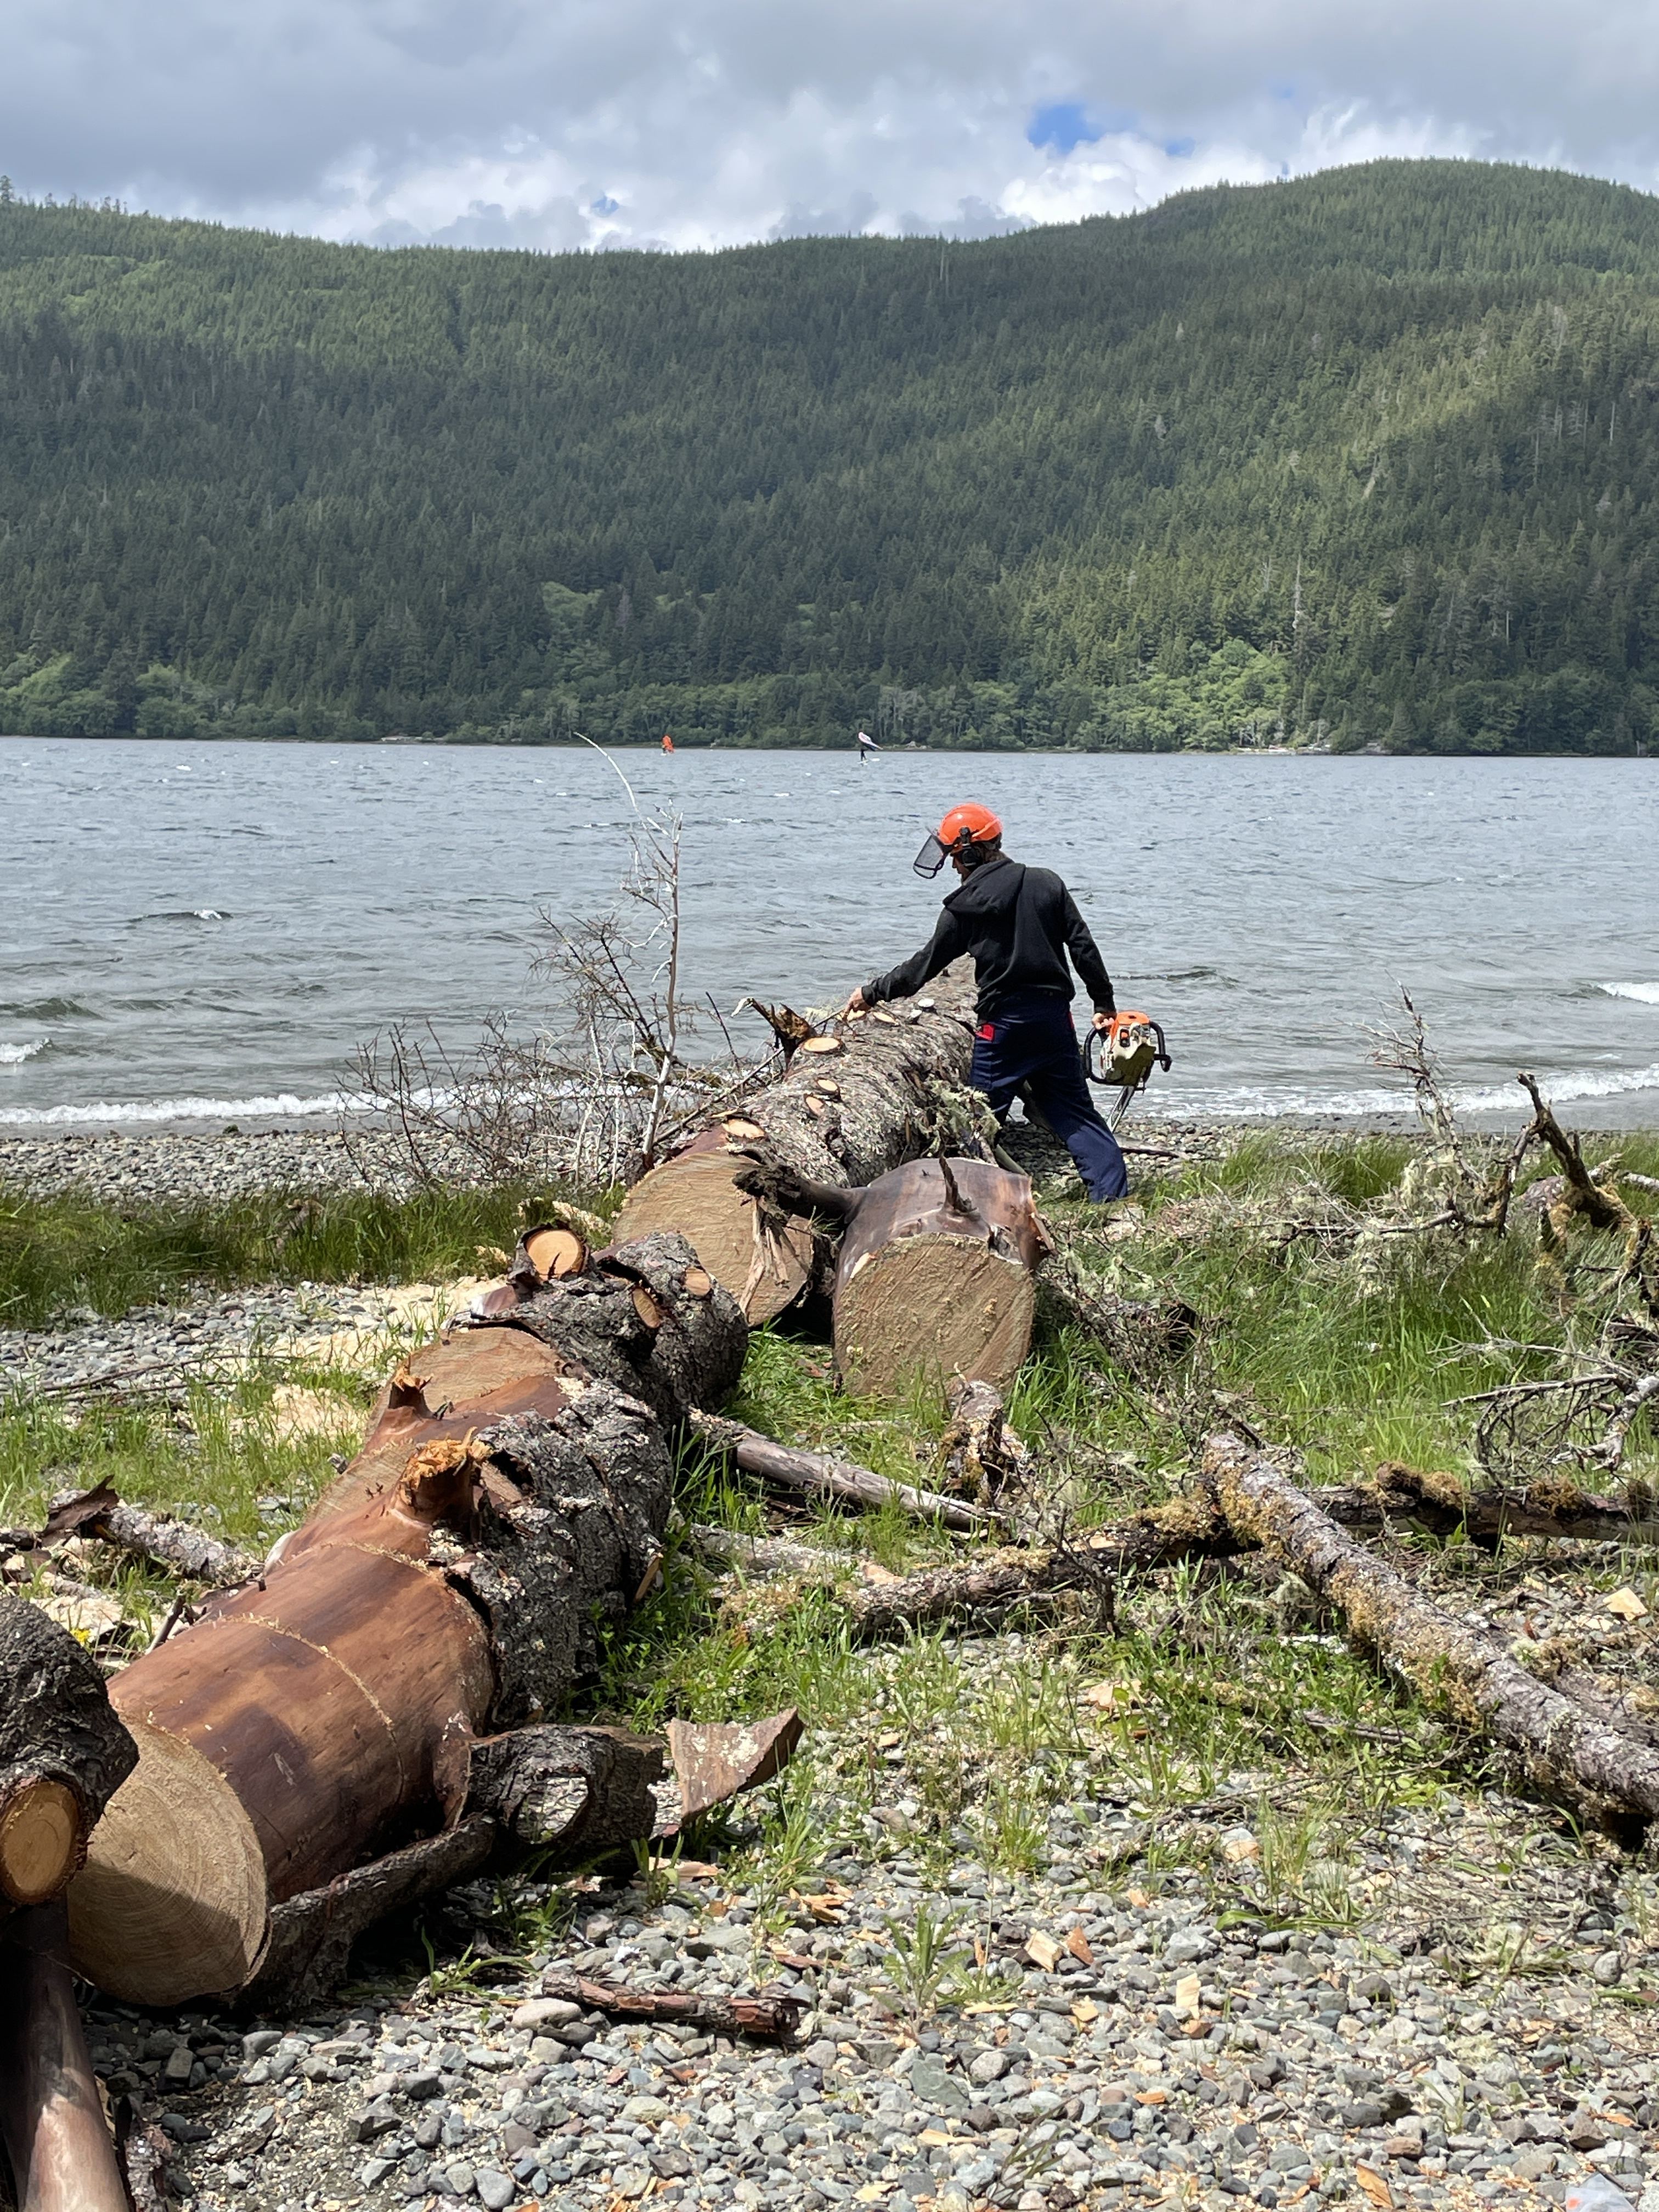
(1186, 1060), (1659, 1119)
(1601, 981), (1659, 1006)
(0, 1038), (50, 1068)
(0, 1089), (375, 1127)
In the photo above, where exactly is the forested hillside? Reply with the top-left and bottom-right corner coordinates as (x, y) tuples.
(3, 160), (1658, 752)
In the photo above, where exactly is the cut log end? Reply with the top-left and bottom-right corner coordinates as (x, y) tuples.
(69, 1718), (268, 2007)
(836, 1235), (1036, 1400)
(0, 1778), (85, 1907)
(523, 1226), (589, 1282)
(613, 1151), (814, 1323)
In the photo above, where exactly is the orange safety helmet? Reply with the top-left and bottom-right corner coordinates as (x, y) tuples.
(913, 802), (1003, 877)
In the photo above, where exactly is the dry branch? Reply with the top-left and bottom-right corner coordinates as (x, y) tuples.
(41, 1483), (257, 1588)
(689, 1411), (998, 1533)
(1204, 1432), (1659, 1830)
(537, 1968), (803, 2042)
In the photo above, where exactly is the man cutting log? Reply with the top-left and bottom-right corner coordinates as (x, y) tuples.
(844, 803), (1129, 1201)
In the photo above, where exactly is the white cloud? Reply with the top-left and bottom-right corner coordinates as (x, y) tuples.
(5, 0), (1659, 250)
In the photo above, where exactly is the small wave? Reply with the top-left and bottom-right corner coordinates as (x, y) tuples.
(1186, 1060), (1659, 1119)
(131, 909), (233, 925)
(0, 997), (94, 1021)
(0, 1037), (50, 1068)
(1601, 982), (1659, 1006)
(0, 1088), (376, 1128)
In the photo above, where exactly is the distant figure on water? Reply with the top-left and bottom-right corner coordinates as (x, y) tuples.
(844, 803), (1129, 1201)
(662, 733), (675, 754)
(857, 729), (880, 765)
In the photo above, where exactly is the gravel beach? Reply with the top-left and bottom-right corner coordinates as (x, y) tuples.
(84, 1729), (1659, 2212)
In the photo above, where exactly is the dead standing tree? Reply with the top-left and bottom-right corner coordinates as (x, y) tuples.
(353, 789), (770, 1192)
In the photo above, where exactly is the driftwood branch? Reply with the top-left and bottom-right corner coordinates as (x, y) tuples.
(538, 1968), (803, 2041)
(689, 1411), (998, 1533)
(1204, 1432), (1659, 1829)
(41, 1484), (258, 1589)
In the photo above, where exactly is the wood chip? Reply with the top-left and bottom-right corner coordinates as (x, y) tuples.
(1025, 1932), (1062, 1971)
(1080, 1680), (1133, 1712)
(1607, 1585), (1649, 1621)
(1354, 2166), (1395, 2210)
(1173, 1972), (1202, 2017)
(1065, 1927), (1095, 1965)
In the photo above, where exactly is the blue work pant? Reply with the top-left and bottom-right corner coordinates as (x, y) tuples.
(970, 998), (1129, 1202)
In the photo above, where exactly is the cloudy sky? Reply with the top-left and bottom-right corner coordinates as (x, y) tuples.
(5, 0), (1658, 252)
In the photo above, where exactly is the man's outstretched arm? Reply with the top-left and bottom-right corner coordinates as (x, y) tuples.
(847, 908), (969, 1012)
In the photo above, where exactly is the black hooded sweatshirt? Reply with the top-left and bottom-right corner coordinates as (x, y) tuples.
(862, 853), (1115, 1022)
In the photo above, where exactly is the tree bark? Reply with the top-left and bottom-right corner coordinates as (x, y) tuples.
(612, 962), (977, 1321)
(0, 1592), (137, 1916)
(1204, 1432), (1659, 1830)
(0, 1901), (131, 2212)
(67, 1232), (747, 2009)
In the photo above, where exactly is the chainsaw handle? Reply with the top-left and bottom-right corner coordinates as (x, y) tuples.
(1151, 1020), (1172, 1073)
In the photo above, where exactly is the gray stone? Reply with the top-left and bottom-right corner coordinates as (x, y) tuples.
(352, 2100), (402, 2142)
(476, 2175), (517, 2212)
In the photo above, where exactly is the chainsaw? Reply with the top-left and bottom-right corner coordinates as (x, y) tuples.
(1083, 1010), (1172, 1128)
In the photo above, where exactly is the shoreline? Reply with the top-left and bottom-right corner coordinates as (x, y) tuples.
(6, 1105), (1659, 1210)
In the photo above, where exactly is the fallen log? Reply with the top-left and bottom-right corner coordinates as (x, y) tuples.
(689, 1410), (998, 1532)
(1204, 1432), (1659, 1829)
(0, 1901), (131, 2212)
(613, 963), (977, 1322)
(0, 1590), (137, 1916)
(68, 1231), (747, 2008)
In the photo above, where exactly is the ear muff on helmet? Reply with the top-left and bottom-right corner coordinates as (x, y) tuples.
(914, 803), (1003, 877)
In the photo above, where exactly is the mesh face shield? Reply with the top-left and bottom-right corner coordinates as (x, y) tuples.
(912, 832), (951, 878)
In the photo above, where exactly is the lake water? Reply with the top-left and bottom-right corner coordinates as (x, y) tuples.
(4, 738), (1657, 1131)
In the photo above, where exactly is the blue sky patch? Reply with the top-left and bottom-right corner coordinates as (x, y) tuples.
(1027, 103), (1104, 155)
(590, 193), (619, 216)
(1164, 135), (1195, 157)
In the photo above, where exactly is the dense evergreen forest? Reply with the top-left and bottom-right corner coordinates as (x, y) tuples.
(2, 160), (1658, 752)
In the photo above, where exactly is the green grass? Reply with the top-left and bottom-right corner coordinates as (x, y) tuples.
(8, 1124), (1658, 1953)
(0, 1180), (603, 1328)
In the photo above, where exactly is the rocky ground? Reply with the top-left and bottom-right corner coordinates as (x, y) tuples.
(88, 1760), (1659, 2212)
(5, 1126), (1657, 2212)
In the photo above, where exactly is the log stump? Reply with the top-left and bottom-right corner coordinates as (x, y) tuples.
(613, 962), (976, 1321)
(833, 1156), (1047, 1398)
(0, 1592), (136, 1916)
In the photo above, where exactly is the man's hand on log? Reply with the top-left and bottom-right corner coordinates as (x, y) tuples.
(843, 986), (868, 1016)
